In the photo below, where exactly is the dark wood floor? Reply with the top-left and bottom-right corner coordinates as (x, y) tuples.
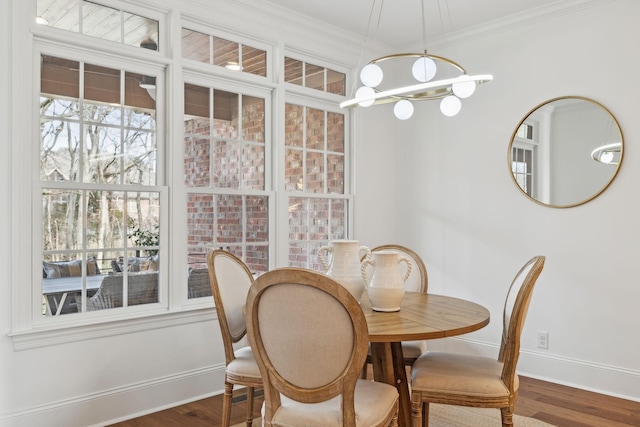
(109, 376), (640, 427)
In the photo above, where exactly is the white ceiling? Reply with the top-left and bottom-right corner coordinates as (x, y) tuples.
(260, 0), (574, 48)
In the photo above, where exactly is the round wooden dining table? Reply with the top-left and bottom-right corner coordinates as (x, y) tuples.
(360, 291), (491, 427)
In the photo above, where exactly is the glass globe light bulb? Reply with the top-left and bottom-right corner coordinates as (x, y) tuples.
(452, 78), (476, 98)
(355, 86), (376, 107)
(440, 95), (461, 117)
(394, 100), (414, 120)
(412, 57), (437, 82)
(600, 151), (614, 164)
(360, 63), (383, 87)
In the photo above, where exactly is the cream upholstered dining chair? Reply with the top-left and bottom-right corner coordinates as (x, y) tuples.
(409, 255), (545, 427)
(361, 244), (429, 377)
(246, 267), (399, 427)
(207, 249), (261, 427)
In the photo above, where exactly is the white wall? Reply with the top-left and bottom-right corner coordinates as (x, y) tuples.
(2, 0), (638, 426)
(363, 0), (640, 401)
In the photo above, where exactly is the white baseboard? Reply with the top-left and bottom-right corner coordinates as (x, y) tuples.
(4, 337), (639, 427)
(428, 337), (640, 403)
(0, 365), (227, 427)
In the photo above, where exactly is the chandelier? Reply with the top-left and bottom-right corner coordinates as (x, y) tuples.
(340, 0), (493, 120)
(591, 142), (621, 165)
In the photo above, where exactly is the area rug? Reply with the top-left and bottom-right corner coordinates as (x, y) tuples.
(232, 403), (554, 426)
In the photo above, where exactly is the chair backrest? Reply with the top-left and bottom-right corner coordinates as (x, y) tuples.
(207, 249), (255, 364)
(246, 268), (369, 425)
(86, 272), (158, 311)
(371, 244), (428, 293)
(499, 256), (545, 389)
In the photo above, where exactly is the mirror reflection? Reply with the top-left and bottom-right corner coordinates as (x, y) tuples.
(509, 96), (623, 208)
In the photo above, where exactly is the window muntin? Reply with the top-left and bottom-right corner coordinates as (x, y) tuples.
(40, 54), (161, 316)
(284, 57), (346, 95)
(181, 28), (267, 77)
(36, 0), (159, 51)
(184, 83), (269, 296)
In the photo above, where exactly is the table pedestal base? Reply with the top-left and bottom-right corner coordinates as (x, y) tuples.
(371, 342), (410, 427)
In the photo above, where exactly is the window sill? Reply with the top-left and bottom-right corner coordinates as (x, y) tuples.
(9, 305), (217, 351)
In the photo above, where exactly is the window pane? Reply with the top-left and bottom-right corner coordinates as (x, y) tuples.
(37, 0), (80, 33)
(213, 37), (239, 68)
(329, 198), (347, 239)
(213, 89), (239, 139)
(246, 196), (268, 243)
(41, 56), (80, 99)
(306, 151), (324, 193)
(246, 245), (268, 274)
(288, 197), (307, 241)
(187, 193), (215, 247)
(184, 137), (211, 187)
(242, 95), (265, 143)
(242, 144), (264, 190)
(216, 195), (242, 244)
(306, 107), (324, 150)
(284, 57), (303, 86)
(123, 14), (158, 50)
(327, 154), (344, 194)
(213, 140), (240, 189)
(42, 189), (83, 251)
(85, 63), (120, 104)
(305, 63), (324, 91)
(326, 69), (346, 96)
(309, 198), (329, 240)
(327, 112), (344, 153)
(242, 46), (267, 77)
(285, 103), (304, 148)
(82, 1), (121, 43)
(285, 148), (303, 192)
(40, 119), (81, 182)
(182, 29), (210, 63)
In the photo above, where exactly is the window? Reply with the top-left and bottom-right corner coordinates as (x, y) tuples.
(18, 1), (351, 338)
(285, 102), (348, 269)
(182, 28), (267, 77)
(285, 57), (345, 95)
(37, 0), (159, 51)
(40, 54), (162, 316)
(512, 122), (537, 197)
(184, 83), (269, 297)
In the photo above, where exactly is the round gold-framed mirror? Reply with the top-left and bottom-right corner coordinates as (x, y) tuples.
(508, 96), (623, 208)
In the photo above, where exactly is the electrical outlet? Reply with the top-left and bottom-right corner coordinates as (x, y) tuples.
(537, 331), (549, 349)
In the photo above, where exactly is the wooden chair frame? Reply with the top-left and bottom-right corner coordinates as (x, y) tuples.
(246, 267), (398, 427)
(410, 255), (545, 427)
(207, 249), (262, 427)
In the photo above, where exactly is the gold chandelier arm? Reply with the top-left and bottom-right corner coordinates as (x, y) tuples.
(369, 52), (467, 74)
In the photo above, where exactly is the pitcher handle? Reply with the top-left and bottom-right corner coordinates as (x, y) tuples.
(399, 256), (413, 283)
(358, 246), (371, 263)
(317, 246), (332, 272)
(361, 258), (373, 283)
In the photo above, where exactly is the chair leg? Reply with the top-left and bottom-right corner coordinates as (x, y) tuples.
(245, 386), (255, 427)
(422, 402), (429, 427)
(500, 406), (514, 427)
(221, 381), (234, 427)
(410, 392), (423, 427)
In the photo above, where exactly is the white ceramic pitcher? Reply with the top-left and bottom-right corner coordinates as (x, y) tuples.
(318, 240), (371, 300)
(361, 250), (412, 312)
